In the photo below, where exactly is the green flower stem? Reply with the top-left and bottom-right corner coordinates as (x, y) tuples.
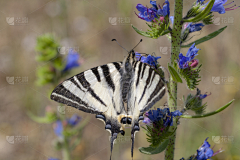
(165, 0), (183, 160)
(62, 138), (71, 160)
(181, 99), (235, 118)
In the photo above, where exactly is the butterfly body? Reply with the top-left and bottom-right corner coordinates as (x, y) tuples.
(50, 50), (165, 159)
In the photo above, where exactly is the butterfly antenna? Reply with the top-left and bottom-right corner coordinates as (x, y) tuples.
(112, 39), (129, 53)
(132, 39), (143, 50)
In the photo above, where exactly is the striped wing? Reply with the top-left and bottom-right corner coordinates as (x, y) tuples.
(128, 61), (166, 157)
(50, 62), (127, 158)
(51, 62), (124, 114)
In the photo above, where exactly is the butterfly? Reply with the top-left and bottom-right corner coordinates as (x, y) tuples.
(50, 40), (166, 159)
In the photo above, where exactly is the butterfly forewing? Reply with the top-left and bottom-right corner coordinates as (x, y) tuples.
(51, 62), (124, 113)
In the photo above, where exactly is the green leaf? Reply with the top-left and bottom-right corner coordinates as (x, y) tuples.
(139, 139), (169, 155)
(27, 111), (57, 123)
(168, 63), (183, 83)
(132, 25), (152, 38)
(181, 99), (235, 118)
(182, 26), (227, 48)
(183, 0), (215, 23)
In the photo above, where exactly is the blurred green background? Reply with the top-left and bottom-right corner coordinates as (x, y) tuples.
(0, 0), (240, 159)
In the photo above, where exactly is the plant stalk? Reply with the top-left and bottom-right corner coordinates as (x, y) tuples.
(165, 0), (183, 160)
(62, 138), (71, 160)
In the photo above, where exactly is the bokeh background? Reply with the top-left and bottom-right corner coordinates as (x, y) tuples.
(0, 0), (240, 159)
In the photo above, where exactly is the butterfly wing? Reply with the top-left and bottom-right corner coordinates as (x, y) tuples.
(127, 61), (166, 158)
(50, 62), (126, 159)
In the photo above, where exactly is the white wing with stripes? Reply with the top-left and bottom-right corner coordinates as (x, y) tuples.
(51, 62), (124, 114)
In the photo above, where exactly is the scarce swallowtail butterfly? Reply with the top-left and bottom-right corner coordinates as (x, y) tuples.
(50, 40), (166, 159)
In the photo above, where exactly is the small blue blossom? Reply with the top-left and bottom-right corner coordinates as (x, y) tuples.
(185, 23), (204, 33)
(186, 43), (199, 59)
(67, 114), (81, 126)
(135, 0), (170, 22)
(143, 116), (151, 124)
(135, 53), (161, 68)
(197, 0), (205, 4)
(198, 93), (211, 100)
(48, 158), (60, 160)
(54, 120), (63, 138)
(63, 49), (81, 71)
(178, 43), (200, 69)
(202, 0), (239, 14)
(157, 0), (170, 17)
(196, 138), (214, 160)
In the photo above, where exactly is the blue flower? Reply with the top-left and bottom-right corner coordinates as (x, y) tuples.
(171, 110), (182, 117)
(136, 4), (157, 22)
(136, 0), (170, 22)
(196, 138), (214, 160)
(178, 43), (200, 69)
(198, 93), (211, 100)
(202, 0), (239, 14)
(48, 158), (60, 160)
(67, 114), (81, 126)
(54, 120), (63, 138)
(63, 49), (81, 71)
(157, 0), (170, 17)
(135, 53), (161, 68)
(143, 116), (151, 124)
(146, 108), (182, 126)
(185, 23), (204, 33)
(197, 0), (205, 4)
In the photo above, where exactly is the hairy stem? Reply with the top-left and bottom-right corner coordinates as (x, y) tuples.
(62, 139), (71, 160)
(165, 0), (183, 160)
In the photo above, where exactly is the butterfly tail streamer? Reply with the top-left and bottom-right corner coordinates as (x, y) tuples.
(110, 133), (118, 160)
(131, 133), (135, 159)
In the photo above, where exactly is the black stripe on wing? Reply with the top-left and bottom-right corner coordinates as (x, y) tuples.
(101, 65), (115, 91)
(91, 67), (101, 82)
(136, 62), (143, 87)
(51, 84), (101, 114)
(138, 66), (154, 104)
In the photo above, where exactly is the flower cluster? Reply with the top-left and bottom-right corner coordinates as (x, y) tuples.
(143, 108), (182, 126)
(35, 34), (81, 86)
(136, 0), (170, 22)
(135, 53), (161, 68)
(178, 43), (200, 69)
